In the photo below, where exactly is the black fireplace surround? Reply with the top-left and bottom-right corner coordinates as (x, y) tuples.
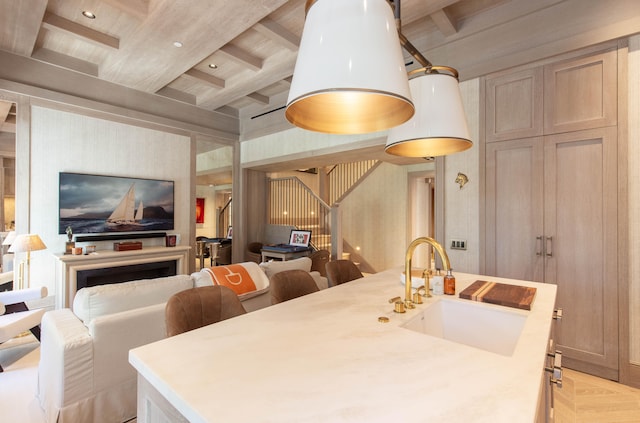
(76, 260), (177, 291)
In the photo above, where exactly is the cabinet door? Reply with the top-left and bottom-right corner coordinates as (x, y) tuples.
(544, 127), (618, 378)
(544, 49), (617, 134)
(485, 68), (544, 142)
(485, 138), (544, 281)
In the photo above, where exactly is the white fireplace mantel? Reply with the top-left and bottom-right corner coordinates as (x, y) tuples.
(54, 246), (191, 309)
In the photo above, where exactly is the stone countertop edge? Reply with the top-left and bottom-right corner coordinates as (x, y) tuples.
(130, 268), (557, 423)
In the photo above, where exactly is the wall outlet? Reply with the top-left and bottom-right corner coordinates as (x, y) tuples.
(451, 239), (467, 250)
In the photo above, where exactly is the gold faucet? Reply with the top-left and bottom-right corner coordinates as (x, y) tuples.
(403, 237), (451, 306)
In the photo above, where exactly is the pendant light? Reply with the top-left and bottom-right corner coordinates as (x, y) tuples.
(285, 0), (414, 134)
(385, 66), (472, 157)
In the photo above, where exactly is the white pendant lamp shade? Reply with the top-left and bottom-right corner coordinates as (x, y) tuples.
(385, 68), (472, 157)
(285, 0), (414, 134)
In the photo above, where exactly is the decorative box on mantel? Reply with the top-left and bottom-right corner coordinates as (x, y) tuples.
(114, 241), (143, 251)
(53, 246), (191, 309)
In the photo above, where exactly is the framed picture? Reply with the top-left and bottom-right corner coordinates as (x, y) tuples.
(226, 226), (233, 239)
(289, 229), (311, 247)
(165, 235), (177, 247)
(196, 198), (205, 224)
(59, 172), (174, 234)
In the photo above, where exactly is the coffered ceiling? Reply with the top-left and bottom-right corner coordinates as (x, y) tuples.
(0, 0), (509, 146)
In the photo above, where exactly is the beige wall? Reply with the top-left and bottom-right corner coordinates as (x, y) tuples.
(340, 162), (411, 272)
(442, 79), (481, 274)
(628, 35), (640, 366)
(27, 106), (192, 302)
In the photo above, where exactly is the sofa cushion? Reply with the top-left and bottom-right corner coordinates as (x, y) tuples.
(73, 274), (193, 324)
(259, 257), (312, 279)
(203, 264), (257, 295)
(192, 261), (270, 301)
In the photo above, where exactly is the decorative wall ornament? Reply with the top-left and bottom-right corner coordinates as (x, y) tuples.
(455, 172), (469, 189)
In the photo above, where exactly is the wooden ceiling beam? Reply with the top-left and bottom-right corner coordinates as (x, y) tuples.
(430, 9), (457, 37)
(246, 92), (270, 105)
(155, 87), (197, 105)
(423, 0), (462, 16)
(219, 45), (263, 72)
(253, 18), (300, 51)
(185, 69), (226, 89)
(41, 11), (120, 50)
(0, 0), (47, 56)
(32, 48), (99, 76)
(0, 101), (11, 122)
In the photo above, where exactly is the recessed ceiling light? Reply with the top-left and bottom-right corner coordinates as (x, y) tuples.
(82, 10), (96, 19)
(208, 63), (218, 69)
(173, 41), (183, 48)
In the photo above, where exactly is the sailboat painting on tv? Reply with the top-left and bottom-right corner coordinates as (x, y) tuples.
(59, 172), (174, 234)
(106, 184), (144, 227)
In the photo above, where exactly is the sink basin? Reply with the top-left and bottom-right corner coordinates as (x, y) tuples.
(401, 298), (527, 356)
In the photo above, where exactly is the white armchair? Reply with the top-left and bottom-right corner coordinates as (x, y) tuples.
(0, 285), (48, 372)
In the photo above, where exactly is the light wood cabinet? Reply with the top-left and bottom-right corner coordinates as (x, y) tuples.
(485, 137), (544, 281)
(484, 49), (620, 380)
(544, 50), (617, 134)
(485, 68), (543, 142)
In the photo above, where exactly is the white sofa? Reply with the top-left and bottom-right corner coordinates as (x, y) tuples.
(37, 262), (271, 423)
(259, 257), (329, 290)
(37, 260), (326, 423)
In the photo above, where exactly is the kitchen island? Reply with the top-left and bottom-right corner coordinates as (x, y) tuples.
(129, 268), (557, 422)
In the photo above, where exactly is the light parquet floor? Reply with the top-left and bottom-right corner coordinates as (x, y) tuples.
(554, 368), (640, 422)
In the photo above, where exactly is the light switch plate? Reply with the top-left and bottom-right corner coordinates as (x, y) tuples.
(451, 239), (467, 250)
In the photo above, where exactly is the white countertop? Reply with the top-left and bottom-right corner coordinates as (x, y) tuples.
(129, 268), (557, 423)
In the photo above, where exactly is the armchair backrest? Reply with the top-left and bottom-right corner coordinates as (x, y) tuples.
(73, 275), (193, 324)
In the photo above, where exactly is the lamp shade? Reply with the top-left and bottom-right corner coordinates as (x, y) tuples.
(285, 0), (414, 134)
(385, 68), (472, 157)
(8, 234), (47, 253)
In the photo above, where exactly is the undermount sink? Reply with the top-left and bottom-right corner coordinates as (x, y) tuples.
(401, 298), (527, 356)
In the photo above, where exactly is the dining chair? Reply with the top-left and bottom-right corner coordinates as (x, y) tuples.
(270, 269), (319, 305)
(325, 259), (363, 287)
(165, 285), (246, 337)
(309, 249), (330, 277)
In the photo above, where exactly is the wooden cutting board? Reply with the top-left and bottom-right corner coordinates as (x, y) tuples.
(459, 280), (537, 310)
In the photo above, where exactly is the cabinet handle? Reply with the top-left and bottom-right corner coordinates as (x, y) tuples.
(545, 236), (553, 257)
(545, 348), (563, 389)
(547, 350), (563, 369)
(536, 236), (544, 256)
(546, 367), (563, 388)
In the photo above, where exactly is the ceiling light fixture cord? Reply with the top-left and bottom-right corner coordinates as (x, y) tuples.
(392, 0), (433, 71)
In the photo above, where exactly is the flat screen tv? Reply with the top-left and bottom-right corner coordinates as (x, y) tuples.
(59, 172), (174, 234)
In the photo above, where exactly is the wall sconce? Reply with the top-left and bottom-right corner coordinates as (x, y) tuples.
(455, 172), (469, 189)
(285, 0), (414, 134)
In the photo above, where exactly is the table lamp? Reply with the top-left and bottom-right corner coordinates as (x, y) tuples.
(8, 234), (47, 289)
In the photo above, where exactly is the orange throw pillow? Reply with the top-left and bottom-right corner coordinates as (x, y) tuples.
(204, 265), (257, 295)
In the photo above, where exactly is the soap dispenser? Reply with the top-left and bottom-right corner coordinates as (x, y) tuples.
(444, 269), (456, 295)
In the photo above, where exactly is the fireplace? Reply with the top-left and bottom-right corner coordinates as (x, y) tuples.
(54, 246), (191, 309)
(76, 260), (177, 290)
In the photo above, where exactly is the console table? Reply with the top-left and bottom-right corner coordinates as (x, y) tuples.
(260, 247), (310, 262)
(53, 246), (190, 309)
